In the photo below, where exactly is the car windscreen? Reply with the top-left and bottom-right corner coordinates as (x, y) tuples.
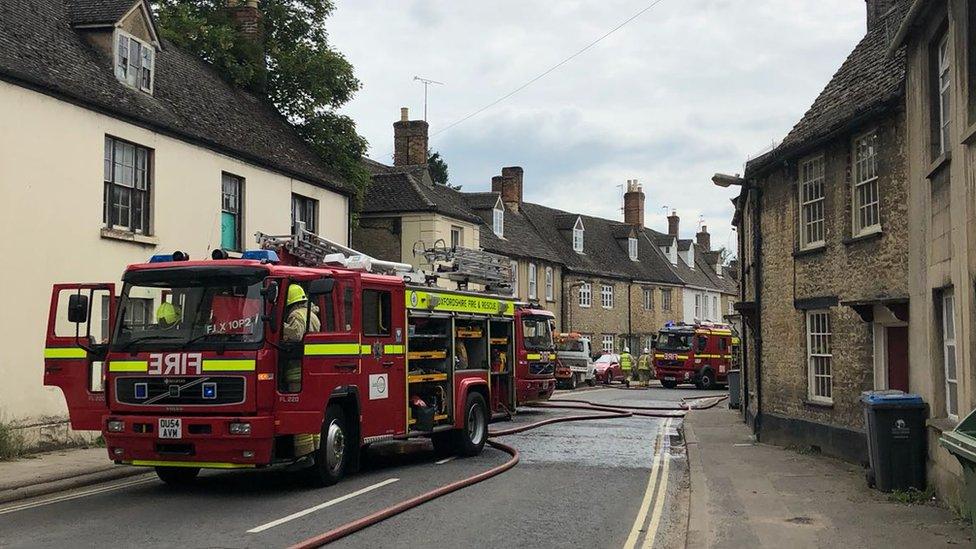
(522, 317), (554, 350)
(556, 339), (584, 352)
(111, 273), (265, 350)
(656, 332), (693, 352)
(594, 354), (616, 364)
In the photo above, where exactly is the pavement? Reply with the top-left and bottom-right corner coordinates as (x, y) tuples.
(0, 447), (145, 505)
(685, 405), (972, 548)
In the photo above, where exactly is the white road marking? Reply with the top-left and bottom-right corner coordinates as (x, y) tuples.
(434, 457), (455, 465)
(642, 419), (673, 548)
(247, 477), (399, 533)
(0, 475), (155, 515)
(622, 421), (667, 549)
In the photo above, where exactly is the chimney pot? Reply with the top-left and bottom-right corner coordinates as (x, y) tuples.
(623, 178), (645, 227)
(400, 107), (409, 122)
(667, 210), (680, 238)
(393, 108), (429, 166)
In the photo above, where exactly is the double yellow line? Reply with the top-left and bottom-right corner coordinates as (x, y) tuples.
(623, 418), (673, 549)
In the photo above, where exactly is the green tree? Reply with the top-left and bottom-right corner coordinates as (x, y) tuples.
(427, 150), (449, 186)
(154, 0), (369, 203)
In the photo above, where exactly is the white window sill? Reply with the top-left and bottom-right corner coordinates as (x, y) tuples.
(804, 398), (834, 409)
(100, 227), (158, 247)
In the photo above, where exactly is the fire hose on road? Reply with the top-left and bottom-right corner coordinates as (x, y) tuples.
(289, 396), (727, 549)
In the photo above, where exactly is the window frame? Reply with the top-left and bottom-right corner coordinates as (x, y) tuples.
(511, 260), (519, 295)
(573, 218), (585, 253)
(852, 131), (881, 236)
(806, 309), (833, 404)
(114, 29), (154, 94)
(628, 237), (638, 261)
(221, 172), (244, 252)
(527, 262), (538, 299)
(361, 289), (392, 337)
(450, 225), (463, 249)
(937, 31), (952, 157)
(643, 287), (653, 310)
(601, 283), (614, 309)
(695, 293), (702, 319)
(545, 267), (554, 301)
(103, 135), (152, 235)
(601, 334), (614, 354)
(942, 289), (958, 420)
(662, 288), (672, 311)
(798, 155), (826, 250)
(493, 206), (504, 237)
(712, 296), (718, 319)
(291, 193), (319, 234)
(578, 282), (592, 308)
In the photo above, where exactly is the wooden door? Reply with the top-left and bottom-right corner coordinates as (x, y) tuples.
(886, 326), (909, 392)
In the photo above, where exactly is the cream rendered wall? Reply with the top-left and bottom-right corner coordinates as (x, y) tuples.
(681, 287), (724, 323)
(0, 81), (348, 428)
(398, 212), (480, 271)
(511, 260), (562, 330)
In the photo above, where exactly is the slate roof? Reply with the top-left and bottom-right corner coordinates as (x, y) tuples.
(677, 239), (693, 252)
(0, 0), (351, 195)
(746, 0), (910, 176)
(360, 164), (484, 224)
(464, 192), (501, 210)
(68, 0), (136, 26)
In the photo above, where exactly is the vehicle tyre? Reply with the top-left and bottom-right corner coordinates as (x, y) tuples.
(699, 369), (717, 390)
(454, 392), (488, 457)
(569, 373), (579, 390)
(661, 379), (678, 389)
(155, 466), (200, 486)
(309, 404), (349, 487)
(586, 377), (596, 387)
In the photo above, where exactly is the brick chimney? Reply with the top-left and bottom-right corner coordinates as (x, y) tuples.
(667, 210), (680, 238)
(492, 169), (522, 213)
(623, 179), (645, 228)
(393, 107), (429, 167)
(865, 0), (896, 32)
(226, 0), (266, 93)
(696, 225), (711, 251)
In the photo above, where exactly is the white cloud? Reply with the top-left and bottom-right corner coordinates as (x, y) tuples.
(329, 0), (867, 249)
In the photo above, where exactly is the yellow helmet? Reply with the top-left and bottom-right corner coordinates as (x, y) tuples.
(156, 302), (180, 325)
(286, 284), (307, 307)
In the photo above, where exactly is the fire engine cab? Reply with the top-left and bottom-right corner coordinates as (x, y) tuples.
(653, 321), (735, 390)
(43, 225), (554, 486)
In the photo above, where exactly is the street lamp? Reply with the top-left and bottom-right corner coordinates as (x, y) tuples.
(711, 173), (747, 188)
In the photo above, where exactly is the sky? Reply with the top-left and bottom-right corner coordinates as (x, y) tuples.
(328, 0), (867, 254)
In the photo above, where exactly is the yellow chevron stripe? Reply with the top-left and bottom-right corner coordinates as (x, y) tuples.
(109, 360), (148, 372)
(202, 359), (256, 372)
(44, 347), (87, 359)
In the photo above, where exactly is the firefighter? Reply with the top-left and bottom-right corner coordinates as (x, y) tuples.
(636, 347), (652, 387)
(619, 347), (633, 387)
(155, 302), (181, 330)
(281, 284), (321, 457)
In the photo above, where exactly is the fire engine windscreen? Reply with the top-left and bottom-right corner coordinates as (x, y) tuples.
(656, 331), (693, 352)
(521, 317), (554, 350)
(112, 274), (266, 350)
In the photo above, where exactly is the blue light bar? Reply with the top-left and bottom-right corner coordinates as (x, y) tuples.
(242, 250), (280, 263)
(149, 254), (174, 263)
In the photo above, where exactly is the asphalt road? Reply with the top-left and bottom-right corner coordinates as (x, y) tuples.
(0, 384), (724, 548)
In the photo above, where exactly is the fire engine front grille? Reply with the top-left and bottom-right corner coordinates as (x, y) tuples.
(115, 376), (246, 406)
(529, 362), (555, 376)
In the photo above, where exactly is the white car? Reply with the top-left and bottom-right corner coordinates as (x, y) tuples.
(554, 336), (596, 389)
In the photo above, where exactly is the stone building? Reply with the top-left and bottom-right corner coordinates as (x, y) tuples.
(726, 0), (911, 462)
(0, 0), (353, 445)
(892, 0), (976, 509)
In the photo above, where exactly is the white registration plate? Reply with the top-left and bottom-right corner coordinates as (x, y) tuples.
(664, 376), (676, 381)
(158, 418), (182, 439)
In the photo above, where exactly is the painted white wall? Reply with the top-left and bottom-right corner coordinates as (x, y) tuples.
(0, 81), (349, 426)
(681, 288), (725, 323)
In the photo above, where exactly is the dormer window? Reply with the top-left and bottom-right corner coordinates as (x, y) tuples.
(493, 203), (504, 237)
(573, 218), (585, 253)
(115, 30), (154, 93)
(628, 237), (638, 261)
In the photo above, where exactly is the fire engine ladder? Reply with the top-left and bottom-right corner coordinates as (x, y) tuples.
(413, 239), (513, 294)
(255, 222), (416, 275)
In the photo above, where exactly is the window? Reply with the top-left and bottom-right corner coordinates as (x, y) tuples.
(853, 132), (880, 235)
(941, 290), (958, 419)
(799, 156), (825, 249)
(601, 284), (614, 309)
(807, 310), (833, 403)
(573, 218), (585, 253)
(712, 296), (718, 319)
(362, 290), (391, 336)
(114, 31), (154, 93)
(511, 260), (519, 295)
(628, 237), (638, 261)
(602, 334), (615, 354)
(451, 226), (463, 249)
(493, 205), (504, 237)
(937, 32), (951, 156)
(104, 136), (151, 234)
(662, 288), (672, 311)
(643, 287), (654, 310)
(221, 173), (244, 251)
(695, 294), (702, 319)
(578, 282), (592, 308)
(342, 286), (354, 332)
(545, 267), (554, 301)
(528, 263), (538, 299)
(291, 194), (318, 234)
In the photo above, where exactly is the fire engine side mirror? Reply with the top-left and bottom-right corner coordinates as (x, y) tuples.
(307, 278), (335, 296)
(262, 281), (279, 304)
(67, 293), (89, 324)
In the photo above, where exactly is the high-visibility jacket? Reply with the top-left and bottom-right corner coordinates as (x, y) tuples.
(619, 352), (633, 371)
(637, 354), (651, 371)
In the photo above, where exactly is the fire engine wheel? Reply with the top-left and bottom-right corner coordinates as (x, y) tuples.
(456, 392), (488, 457)
(661, 379), (679, 389)
(310, 405), (349, 487)
(155, 466), (200, 486)
(697, 369), (717, 391)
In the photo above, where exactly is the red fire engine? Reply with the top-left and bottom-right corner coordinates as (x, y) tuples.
(653, 321), (735, 390)
(43, 226), (555, 486)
